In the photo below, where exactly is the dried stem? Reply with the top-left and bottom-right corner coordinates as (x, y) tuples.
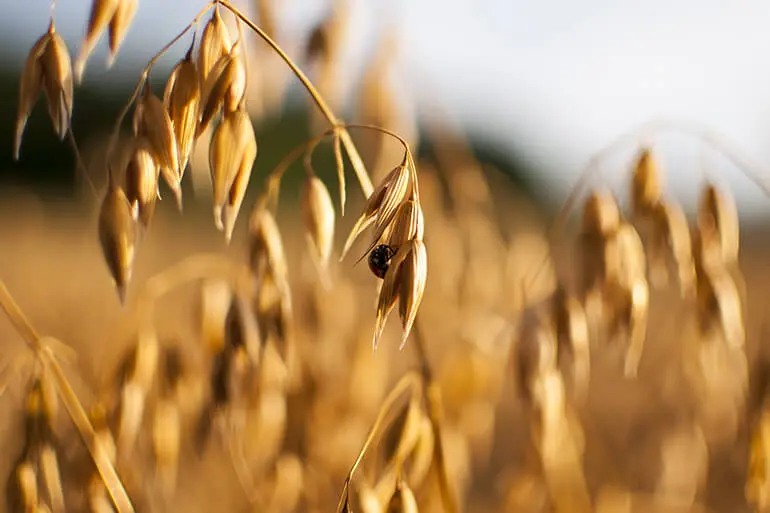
(0, 281), (135, 513)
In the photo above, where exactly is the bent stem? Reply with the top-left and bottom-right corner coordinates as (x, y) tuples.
(0, 281), (135, 513)
(412, 322), (459, 513)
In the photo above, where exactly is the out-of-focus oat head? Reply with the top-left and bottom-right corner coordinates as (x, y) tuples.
(2, 2), (770, 513)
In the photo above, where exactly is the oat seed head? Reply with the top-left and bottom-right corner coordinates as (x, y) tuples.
(198, 7), (232, 87)
(76, 0), (121, 82)
(164, 48), (201, 178)
(302, 175), (336, 275)
(210, 107), (256, 235)
(98, 185), (137, 303)
(123, 138), (160, 228)
(14, 31), (50, 161)
(631, 147), (662, 215)
(107, 0), (139, 68)
(134, 85), (181, 190)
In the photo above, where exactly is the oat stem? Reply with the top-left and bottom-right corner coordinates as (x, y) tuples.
(412, 322), (459, 513)
(0, 280), (135, 513)
(216, 0), (374, 198)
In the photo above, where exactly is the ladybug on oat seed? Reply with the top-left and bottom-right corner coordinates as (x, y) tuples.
(368, 244), (395, 279)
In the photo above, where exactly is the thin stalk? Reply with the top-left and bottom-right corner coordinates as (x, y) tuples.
(0, 281), (135, 513)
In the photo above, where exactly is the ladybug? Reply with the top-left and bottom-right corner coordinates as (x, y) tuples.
(368, 244), (395, 279)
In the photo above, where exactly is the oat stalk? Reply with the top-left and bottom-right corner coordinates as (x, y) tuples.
(0, 280), (135, 513)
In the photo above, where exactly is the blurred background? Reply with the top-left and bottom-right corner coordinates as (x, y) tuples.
(1, 3), (770, 513)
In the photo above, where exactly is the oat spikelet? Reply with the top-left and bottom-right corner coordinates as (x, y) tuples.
(386, 200), (424, 248)
(41, 28), (74, 142)
(98, 185), (137, 302)
(197, 7), (232, 87)
(76, 0), (121, 82)
(107, 0), (138, 68)
(342, 165), (409, 260)
(250, 207), (288, 285)
(631, 147), (662, 216)
(398, 240), (427, 349)
(15, 22), (74, 160)
(210, 107), (256, 235)
(386, 479), (419, 513)
(124, 138), (159, 227)
(222, 116), (257, 243)
(198, 40), (247, 136)
(15, 31), (49, 160)
(302, 175), (336, 279)
(698, 183), (739, 266)
(134, 85), (181, 207)
(163, 47), (200, 178)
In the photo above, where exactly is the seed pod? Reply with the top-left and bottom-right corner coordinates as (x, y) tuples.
(13, 461), (38, 512)
(98, 185), (137, 302)
(652, 200), (695, 296)
(301, 176), (336, 272)
(249, 207), (289, 285)
(164, 48), (200, 178)
(386, 199), (424, 249)
(342, 165), (411, 260)
(107, 0), (138, 67)
(373, 242), (410, 350)
(198, 41), (247, 136)
(124, 139), (159, 227)
(222, 122), (258, 243)
(40, 29), (74, 141)
(39, 445), (64, 513)
(698, 183), (739, 266)
(209, 108), (255, 232)
(134, 85), (180, 180)
(696, 265), (744, 349)
(552, 287), (590, 402)
(397, 239), (428, 348)
(15, 31), (50, 160)
(198, 7), (232, 85)
(630, 147), (662, 216)
(385, 480), (419, 513)
(582, 190), (620, 237)
(76, 0), (121, 82)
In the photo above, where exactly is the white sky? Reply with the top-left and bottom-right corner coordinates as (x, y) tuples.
(5, 0), (770, 218)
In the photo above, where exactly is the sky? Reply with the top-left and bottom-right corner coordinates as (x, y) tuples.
(5, 0), (770, 218)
